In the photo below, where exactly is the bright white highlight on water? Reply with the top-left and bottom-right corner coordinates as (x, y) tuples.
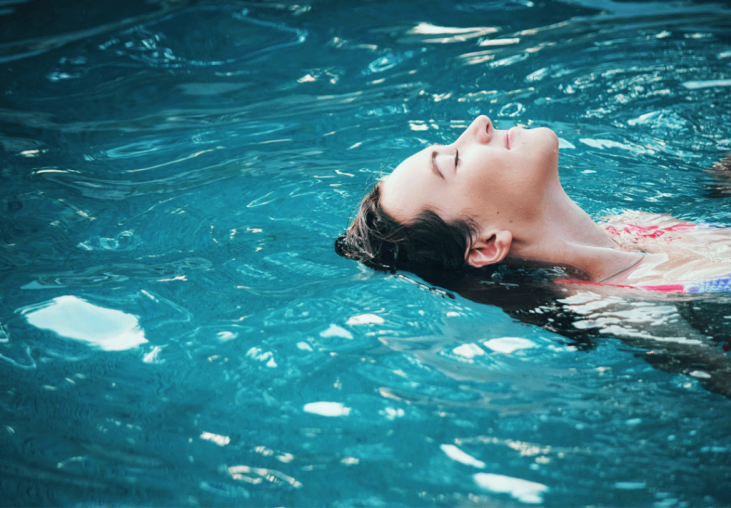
(21, 295), (147, 351)
(217, 331), (237, 341)
(558, 292), (704, 345)
(320, 324), (353, 339)
(579, 138), (634, 151)
(440, 444), (486, 468)
(452, 343), (485, 359)
(200, 432), (230, 446)
(346, 313), (384, 325)
(380, 407), (404, 420)
(558, 291), (601, 305)
(303, 402), (351, 417)
(406, 22), (498, 43)
(689, 370), (711, 379)
(143, 346), (163, 364)
(409, 22), (497, 36)
(701, 446), (730, 453)
(483, 337), (535, 354)
(228, 464), (303, 488)
(628, 110), (687, 129)
(614, 481), (646, 490)
(479, 37), (521, 46)
(474, 473), (549, 504)
(682, 79), (731, 89)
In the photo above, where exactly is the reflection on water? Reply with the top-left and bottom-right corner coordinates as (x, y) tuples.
(473, 472), (549, 504)
(1, 0), (731, 506)
(21, 296), (147, 351)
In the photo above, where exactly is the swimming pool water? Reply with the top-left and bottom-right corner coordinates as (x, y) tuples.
(1, 0), (731, 505)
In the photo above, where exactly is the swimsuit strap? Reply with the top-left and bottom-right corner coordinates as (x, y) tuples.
(596, 253), (644, 283)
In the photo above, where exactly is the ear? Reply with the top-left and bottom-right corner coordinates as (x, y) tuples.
(466, 230), (512, 269)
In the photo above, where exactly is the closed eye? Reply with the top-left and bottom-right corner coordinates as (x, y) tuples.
(454, 149), (459, 170)
(430, 150), (444, 180)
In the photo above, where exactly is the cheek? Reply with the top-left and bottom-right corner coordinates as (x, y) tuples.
(442, 178), (501, 222)
(455, 157), (543, 221)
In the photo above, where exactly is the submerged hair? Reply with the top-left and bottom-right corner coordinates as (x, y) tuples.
(335, 184), (479, 272)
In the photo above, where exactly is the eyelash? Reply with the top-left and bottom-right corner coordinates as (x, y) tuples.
(454, 149), (459, 168)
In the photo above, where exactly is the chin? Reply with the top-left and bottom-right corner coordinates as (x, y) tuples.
(535, 126), (558, 145)
(530, 127), (559, 178)
(535, 127), (559, 160)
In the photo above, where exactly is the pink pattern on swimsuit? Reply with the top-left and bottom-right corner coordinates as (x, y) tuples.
(555, 222), (731, 293)
(604, 223), (696, 240)
(554, 279), (686, 293)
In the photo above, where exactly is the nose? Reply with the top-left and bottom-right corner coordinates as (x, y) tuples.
(454, 115), (492, 146)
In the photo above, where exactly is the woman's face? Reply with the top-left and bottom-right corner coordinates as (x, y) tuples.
(380, 115), (559, 235)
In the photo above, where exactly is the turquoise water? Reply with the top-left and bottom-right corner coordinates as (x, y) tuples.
(2, 0), (731, 505)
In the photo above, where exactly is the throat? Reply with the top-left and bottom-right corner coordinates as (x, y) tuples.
(509, 187), (640, 282)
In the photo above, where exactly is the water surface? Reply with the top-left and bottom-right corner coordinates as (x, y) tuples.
(1, 0), (731, 505)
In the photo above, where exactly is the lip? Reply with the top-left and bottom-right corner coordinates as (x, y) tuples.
(506, 127), (518, 150)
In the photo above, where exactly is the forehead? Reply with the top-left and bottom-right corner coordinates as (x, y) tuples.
(380, 147), (433, 223)
(389, 147), (429, 178)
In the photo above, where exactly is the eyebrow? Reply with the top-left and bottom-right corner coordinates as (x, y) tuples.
(430, 150), (445, 180)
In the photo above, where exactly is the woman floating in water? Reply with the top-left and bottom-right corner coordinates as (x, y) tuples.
(336, 115), (731, 398)
(336, 115), (731, 294)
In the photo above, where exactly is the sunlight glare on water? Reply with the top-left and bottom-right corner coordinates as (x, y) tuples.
(1, 0), (730, 505)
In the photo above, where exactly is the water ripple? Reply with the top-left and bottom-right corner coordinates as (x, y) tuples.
(98, 7), (307, 70)
(2, 0), (731, 506)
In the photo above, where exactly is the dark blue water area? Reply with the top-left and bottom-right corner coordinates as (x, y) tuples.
(2, 0), (731, 506)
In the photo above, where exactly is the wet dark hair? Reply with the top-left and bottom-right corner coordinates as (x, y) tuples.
(335, 183), (479, 272)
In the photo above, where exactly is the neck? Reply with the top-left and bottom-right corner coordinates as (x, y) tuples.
(508, 179), (641, 282)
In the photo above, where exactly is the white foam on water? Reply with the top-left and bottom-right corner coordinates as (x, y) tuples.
(21, 295), (147, 351)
